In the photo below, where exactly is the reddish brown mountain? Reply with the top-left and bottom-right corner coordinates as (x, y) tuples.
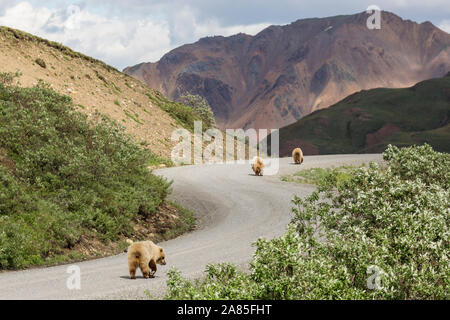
(124, 11), (450, 131)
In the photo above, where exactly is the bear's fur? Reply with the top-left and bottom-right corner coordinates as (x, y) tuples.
(292, 148), (304, 164)
(251, 156), (265, 176)
(127, 240), (166, 279)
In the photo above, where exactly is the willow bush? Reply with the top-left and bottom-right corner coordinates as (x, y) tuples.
(166, 144), (449, 299)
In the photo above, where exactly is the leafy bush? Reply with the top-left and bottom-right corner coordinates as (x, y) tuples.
(0, 71), (22, 86)
(166, 264), (257, 300)
(146, 91), (197, 131)
(146, 91), (216, 131)
(383, 144), (450, 189)
(0, 79), (171, 268)
(166, 144), (449, 299)
(35, 58), (46, 68)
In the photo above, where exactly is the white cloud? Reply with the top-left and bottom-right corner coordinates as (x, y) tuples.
(0, 2), (271, 69)
(0, 2), (172, 69)
(0, 2), (52, 31)
(389, 0), (450, 7)
(1, 1), (446, 69)
(169, 5), (270, 43)
(438, 20), (450, 33)
(192, 20), (270, 39)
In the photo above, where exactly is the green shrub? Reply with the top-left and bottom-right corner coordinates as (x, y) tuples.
(166, 264), (257, 300)
(0, 79), (171, 269)
(35, 58), (46, 68)
(166, 144), (449, 299)
(146, 92), (197, 131)
(146, 91), (216, 132)
(383, 144), (450, 189)
(0, 71), (21, 86)
(95, 70), (107, 83)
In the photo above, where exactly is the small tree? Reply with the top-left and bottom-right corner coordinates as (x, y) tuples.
(179, 93), (216, 129)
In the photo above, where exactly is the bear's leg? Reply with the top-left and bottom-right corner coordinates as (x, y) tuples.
(149, 259), (157, 278)
(129, 262), (137, 279)
(140, 261), (151, 279)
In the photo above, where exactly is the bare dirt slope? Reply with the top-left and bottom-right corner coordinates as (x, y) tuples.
(0, 27), (179, 158)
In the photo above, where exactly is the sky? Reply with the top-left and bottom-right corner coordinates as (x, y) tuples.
(0, 1), (449, 70)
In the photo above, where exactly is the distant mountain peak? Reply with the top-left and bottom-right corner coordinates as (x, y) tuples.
(125, 11), (450, 131)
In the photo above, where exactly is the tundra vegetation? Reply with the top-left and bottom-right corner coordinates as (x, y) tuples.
(166, 144), (449, 299)
(280, 165), (366, 188)
(0, 73), (194, 269)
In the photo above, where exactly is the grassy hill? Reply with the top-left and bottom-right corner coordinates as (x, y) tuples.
(271, 73), (450, 155)
(0, 77), (197, 269)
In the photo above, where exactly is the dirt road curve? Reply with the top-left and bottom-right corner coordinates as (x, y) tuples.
(0, 154), (382, 299)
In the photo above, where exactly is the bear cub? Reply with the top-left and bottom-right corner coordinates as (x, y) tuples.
(251, 156), (265, 176)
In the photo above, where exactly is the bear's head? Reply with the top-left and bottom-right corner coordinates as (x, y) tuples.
(156, 247), (166, 265)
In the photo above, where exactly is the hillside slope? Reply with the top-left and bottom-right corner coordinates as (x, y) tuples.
(124, 11), (450, 132)
(0, 82), (196, 269)
(0, 26), (181, 158)
(269, 73), (450, 155)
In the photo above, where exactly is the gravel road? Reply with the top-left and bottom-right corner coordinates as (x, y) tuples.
(0, 154), (382, 299)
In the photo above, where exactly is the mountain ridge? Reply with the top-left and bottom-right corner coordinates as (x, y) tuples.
(124, 11), (450, 132)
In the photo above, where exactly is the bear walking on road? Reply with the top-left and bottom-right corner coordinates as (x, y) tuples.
(127, 240), (166, 279)
(251, 156), (265, 176)
(292, 148), (304, 164)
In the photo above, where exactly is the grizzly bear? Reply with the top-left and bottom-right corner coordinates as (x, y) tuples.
(127, 240), (166, 279)
(292, 148), (304, 164)
(251, 156), (265, 176)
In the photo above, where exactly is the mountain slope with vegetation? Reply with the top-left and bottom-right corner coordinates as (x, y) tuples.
(0, 76), (195, 269)
(270, 73), (450, 155)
